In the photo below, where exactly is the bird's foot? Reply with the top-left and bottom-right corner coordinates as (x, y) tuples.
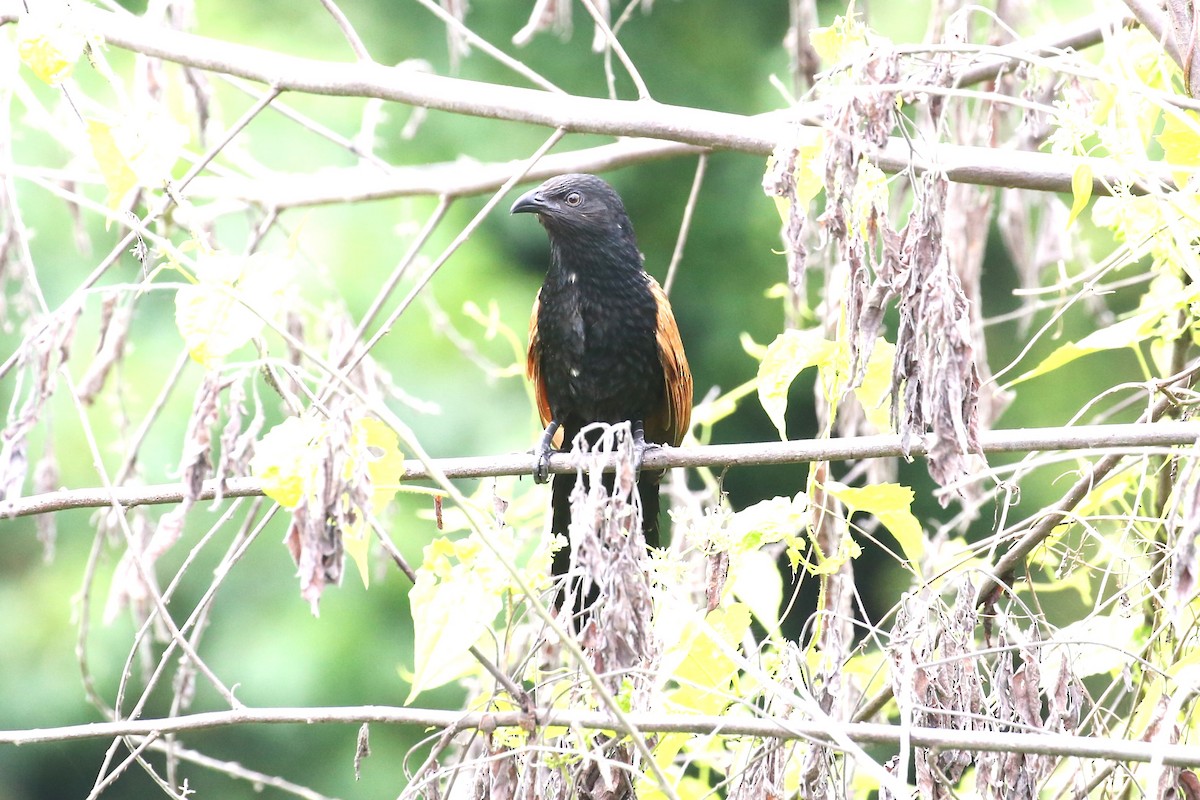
(630, 421), (654, 477)
(534, 420), (560, 484)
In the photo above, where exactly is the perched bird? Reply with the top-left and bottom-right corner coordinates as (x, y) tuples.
(510, 173), (692, 603)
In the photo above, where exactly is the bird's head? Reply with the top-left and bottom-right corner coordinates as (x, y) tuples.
(510, 174), (635, 243)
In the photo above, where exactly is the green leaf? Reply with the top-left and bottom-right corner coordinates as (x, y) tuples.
(1066, 163), (1093, 229)
(756, 329), (837, 440)
(825, 481), (924, 567)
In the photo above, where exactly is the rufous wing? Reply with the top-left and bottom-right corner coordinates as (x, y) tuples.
(648, 277), (692, 447)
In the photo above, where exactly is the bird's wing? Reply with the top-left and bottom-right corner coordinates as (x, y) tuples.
(526, 290), (554, 429)
(649, 277), (693, 447)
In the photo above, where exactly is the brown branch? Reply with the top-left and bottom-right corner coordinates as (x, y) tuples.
(0, 3), (1178, 205)
(4, 704), (1200, 768)
(1123, 0), (1200, 97)
(4, 421), (1198, 520)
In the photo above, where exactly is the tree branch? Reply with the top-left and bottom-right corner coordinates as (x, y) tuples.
(4, 705), (1200, 768)
(0, 3), (1178, 202)
(4, 421), (1198, 520)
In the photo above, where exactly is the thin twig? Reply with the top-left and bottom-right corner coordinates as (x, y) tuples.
(578, 0), (650, 100)
(663, 154), (707, 296)
(974, 395), (1178, 606)
(316, 0), (372, 62)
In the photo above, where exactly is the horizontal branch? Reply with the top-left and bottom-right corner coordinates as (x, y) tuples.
(0, 4), (1175, 199)
(185, 138), (704, 208)
(4, 704), (1200, 767)
(3, 421), (1198, 520)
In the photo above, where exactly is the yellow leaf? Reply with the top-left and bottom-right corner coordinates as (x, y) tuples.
(809, 14), (868, 66)
(1009, 311), (1158, 385)
(756, 329), (837, 439)
(1156, 110), (1200, 187)
(1040, 614), (1143, 690)
(767, 127), (828, 224)
(174, 252), (289, 367)
(85, 111), (188, 211)
(723, 493), (810, 552)
(664, 604), (751, 715)
(407, 536), (505, 702)
(852, 339), (895, 431)
(16, 15), (85, 85)
(341, 418), (405, 586)
(250, 416), (325, 509)
(730, 549), (783, 631)
(1066, 163), (1093, 229)
(86, 120), (138, 211)
(849, 159), (889, 238)
(825, 481), (924, 568)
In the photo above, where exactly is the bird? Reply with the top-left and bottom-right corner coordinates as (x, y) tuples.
(510, 173), (692, 612)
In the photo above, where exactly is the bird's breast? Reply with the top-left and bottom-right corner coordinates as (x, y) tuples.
(536, 271), (664, 426)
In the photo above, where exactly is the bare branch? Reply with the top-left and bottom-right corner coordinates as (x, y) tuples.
(0, 3), (1178, 205)
(3, 705), (1200, 768)
(4, 421), (1198, 520)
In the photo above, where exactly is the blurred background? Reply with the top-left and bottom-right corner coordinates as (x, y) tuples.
(0, 0), (1136, 796)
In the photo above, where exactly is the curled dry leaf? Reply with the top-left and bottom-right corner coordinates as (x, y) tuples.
(979, 626), (1054, 800)
(1169, 458), (1200, 623)
(889, 174), (983, 502)
(512, 0), (571, 47)
(177, 372), (236, 501)
(33, 437), (58, 561)
(104, 500), (190, 628)
(889, 582), (987, 797)
(213, 377), (263, 505)
(78, 292), (134, 405)
(0, 300), (82, 502)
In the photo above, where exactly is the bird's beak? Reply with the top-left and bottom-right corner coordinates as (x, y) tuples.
(510, 188), (547, 215)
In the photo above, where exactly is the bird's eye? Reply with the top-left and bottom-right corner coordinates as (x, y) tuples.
(565, 191), (583, 207)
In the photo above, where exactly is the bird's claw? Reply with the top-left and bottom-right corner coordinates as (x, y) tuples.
(534, 445), (553, 484)
(630, 422), (654, 477)
(534, 420), (561, 484)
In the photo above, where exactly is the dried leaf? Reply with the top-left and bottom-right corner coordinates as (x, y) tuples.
(0, 302), (82, 502)
(78, 292), (134, 404)
(178, 372), (234, 501)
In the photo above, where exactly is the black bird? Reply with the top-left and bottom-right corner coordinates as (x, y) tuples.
(510, 173), (692, 603)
